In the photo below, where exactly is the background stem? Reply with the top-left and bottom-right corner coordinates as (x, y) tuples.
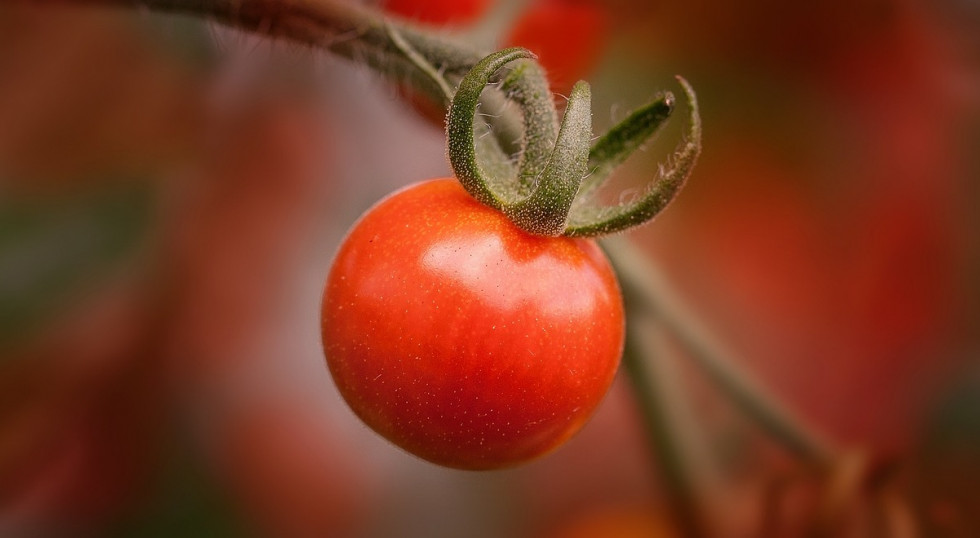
(623, 313), (713, 538)
(51, 0), (531, 149)
(604, 236), (838, 469)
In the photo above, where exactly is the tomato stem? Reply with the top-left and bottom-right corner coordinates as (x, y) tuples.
(447, 48), (595, 236)
(385, 21), (455, 107)
(447, 48), (538, 212)
(445, 50), (701, 237)
(623, 315), (714, 538)
(505, 80), (591, 235)
(501, 61), (560, 191)
(604, 236), (839, 468)
(566, 78), (702, 237)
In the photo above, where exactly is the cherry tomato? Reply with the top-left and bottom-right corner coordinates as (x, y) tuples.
(382, 0), (492, 26)
(321, 179), (624, 469)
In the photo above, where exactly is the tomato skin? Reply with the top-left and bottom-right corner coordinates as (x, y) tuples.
(321, 179), (624, 470)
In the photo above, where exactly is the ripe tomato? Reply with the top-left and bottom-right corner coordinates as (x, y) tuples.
(382, 0), (492, 26)
(321, 179), (624, 470)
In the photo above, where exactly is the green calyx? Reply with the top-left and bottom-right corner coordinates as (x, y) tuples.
(445, 47), (702, 238)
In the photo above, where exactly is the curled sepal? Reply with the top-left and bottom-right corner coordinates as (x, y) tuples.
(499, 61), (559, 194)
(505, 81), (592, 235)
(564, 76), (702, 237)
(447, 48), (593, 236)
(575, 93), (674, 204)
(446, 47), (535, 211)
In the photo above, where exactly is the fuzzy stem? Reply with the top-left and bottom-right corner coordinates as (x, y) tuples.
(66, 0), (479, 69)
(43, 0), (529, 148)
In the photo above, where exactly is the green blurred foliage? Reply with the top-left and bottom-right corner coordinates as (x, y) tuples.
(0, 183), (152, 352)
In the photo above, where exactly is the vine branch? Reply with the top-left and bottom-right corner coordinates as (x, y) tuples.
(38, 0), (494, 129)
(603, 236), (838, 468)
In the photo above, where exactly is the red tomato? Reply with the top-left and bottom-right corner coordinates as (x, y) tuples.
(502, 0), (609, 96)
(382, 0), (492, 26)
(321, 179), (624, 470)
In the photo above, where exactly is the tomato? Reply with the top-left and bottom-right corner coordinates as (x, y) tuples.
(502, 0), (609, 96)
(321, 179), (624, 470)
(382, 0), (492, 26)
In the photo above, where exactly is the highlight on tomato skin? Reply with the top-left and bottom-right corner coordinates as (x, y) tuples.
(321, 178), (625, 470)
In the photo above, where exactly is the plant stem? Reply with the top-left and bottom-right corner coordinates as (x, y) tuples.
(603, 236), (838, 469)
(99, 0), (478, 70)
(623, 313), (712, 538)
(76, 0), (537, 155)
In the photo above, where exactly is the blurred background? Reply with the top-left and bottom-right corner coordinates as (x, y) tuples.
(0, 0), (978, 536)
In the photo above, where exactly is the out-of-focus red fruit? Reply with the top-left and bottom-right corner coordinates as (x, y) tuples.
(382, 0), (492, 26)
(643, 139), (839, 378)
(163, 88), (376, 537)
(844, 193), (956, 374)
(0, 5), (201, 194)
(542, 504), (677, 538)
(0, 387), (161, 534)
(396, 84), (448, 129)
(502, 0), (609, 96)
(506, 377), (668, 536)
(0, 279), (162, 535)
(643, 131), (958, 452)
(621, 0), (969, 454)
(165, 94), (335, 382)
(206, 397), (375, 538)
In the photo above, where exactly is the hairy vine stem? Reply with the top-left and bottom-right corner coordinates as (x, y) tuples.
(50, 0), (529, 152)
